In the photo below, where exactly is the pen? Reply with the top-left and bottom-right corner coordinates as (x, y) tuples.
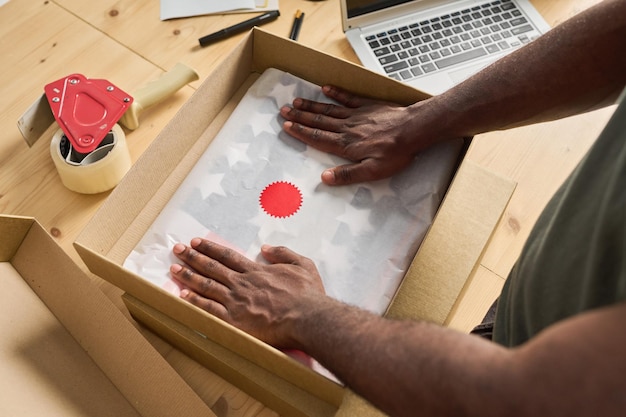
(289, 10), (305, 41)
(198, 10), (281, 47)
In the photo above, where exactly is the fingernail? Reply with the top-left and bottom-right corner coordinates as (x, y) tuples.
(293, 98), (302, 107)
(190, 237), (202, 247)
(283, 121), (293, 129)
(321, 170), (335, 184)
(170, 264), (182, 273)
(180, 289), (189, 298)
(173, 243), (185, 254)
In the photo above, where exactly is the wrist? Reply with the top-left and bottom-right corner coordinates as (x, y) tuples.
(403, 97), (454, 153)
(406, 85), (485, 148)
(281, 295), (343, 352)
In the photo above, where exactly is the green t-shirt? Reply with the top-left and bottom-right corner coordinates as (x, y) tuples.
(493, 90), (626, 347)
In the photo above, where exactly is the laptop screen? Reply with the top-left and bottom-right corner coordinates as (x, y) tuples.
(347, 0), (414, 18)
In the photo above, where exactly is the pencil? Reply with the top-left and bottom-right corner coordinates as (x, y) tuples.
(289, 10), (305, 41)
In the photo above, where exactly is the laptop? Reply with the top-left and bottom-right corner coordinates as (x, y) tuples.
(341, 0), (550, 95)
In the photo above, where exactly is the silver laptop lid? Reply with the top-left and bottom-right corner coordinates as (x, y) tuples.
(341, 0), (444, 32)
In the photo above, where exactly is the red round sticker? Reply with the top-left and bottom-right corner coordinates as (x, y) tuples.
(259, 181), (303, 218)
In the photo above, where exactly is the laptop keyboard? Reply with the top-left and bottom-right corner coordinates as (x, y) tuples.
(365, 0), (540, 82)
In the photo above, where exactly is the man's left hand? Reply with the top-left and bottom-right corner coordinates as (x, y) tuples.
(170, 238), (325, 349)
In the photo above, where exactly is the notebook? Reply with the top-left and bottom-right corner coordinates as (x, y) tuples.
(341, 0), (550, 94)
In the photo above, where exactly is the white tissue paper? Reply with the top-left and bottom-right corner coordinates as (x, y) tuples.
(124, 68), (463, 380)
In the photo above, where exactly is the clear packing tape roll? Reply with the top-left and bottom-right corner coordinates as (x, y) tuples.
(50, 124), (131, 194)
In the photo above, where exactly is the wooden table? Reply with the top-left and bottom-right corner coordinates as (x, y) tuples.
(0, 0), (613, 415)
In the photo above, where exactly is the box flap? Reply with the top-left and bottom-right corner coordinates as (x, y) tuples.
(124, 293), (340, 417)
(1, 262), (141, 416)
(2, 215), (214, 417)
(0, 214), (34, 261)
(386, 160), (516, 323)
(251, 28), (430, 105)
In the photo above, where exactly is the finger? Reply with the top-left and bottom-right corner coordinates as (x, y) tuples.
(192, 238), (259, 274)
(321, 85), (386, 108)
(323, 159), (397, 186)
(179, 287), (229, 321)
(172, 242), (240, 287)
(280, 102), (348, 132)
(291, 98), (352, 120)
(260, 244), (316, 270)
(282, 120), (353, 157)
(170, 263), (230, 303)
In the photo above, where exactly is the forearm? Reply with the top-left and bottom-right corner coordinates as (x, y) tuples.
(289, 297), (513, 417)
(290, 297), (626, 417)
(417, 0), (626, 140)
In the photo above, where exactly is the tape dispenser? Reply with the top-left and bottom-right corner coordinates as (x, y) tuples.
(17, 63), (199, 194)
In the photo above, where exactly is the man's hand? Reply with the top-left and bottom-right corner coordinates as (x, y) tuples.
(170, 238), (325, 349)
(280, 86), (438, 186)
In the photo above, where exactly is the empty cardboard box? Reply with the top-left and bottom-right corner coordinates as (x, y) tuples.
(74, 28), (515, 417)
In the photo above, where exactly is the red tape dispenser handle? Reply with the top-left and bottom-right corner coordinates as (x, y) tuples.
(44, 74), (133, 154)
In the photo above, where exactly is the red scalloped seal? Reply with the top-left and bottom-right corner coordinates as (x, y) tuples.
(259, 181), (303, 218)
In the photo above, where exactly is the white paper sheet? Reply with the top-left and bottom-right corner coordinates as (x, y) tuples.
(160, 0), (279, 20)
(124, 68), (463, 316)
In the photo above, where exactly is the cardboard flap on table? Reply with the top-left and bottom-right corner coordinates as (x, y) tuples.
(75, 28), (515, 416)
(0, 215), (213, 417)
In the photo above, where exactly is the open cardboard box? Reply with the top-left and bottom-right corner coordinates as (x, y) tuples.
(74, 28), (515, 416)
(0, 215), (213, 416)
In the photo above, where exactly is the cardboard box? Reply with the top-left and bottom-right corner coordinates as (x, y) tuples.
(0, 215), (214, 417)
(75, 28), (515, 416)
